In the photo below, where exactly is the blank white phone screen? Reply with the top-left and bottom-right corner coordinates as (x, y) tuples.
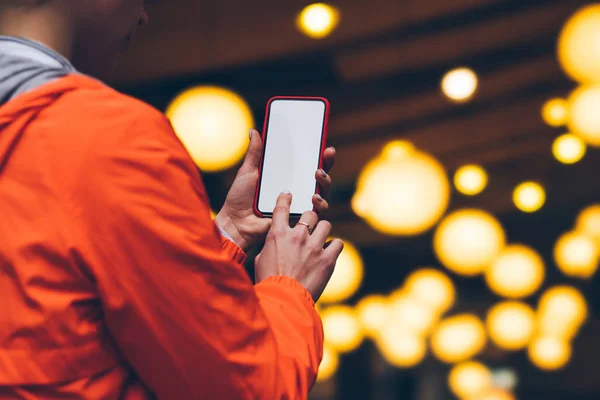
(258, 99), (326, 216)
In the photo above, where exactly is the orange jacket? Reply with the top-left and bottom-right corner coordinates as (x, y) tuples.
(0, 74), (323, 399)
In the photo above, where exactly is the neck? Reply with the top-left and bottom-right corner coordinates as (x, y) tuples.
(0, 5), (73, 61)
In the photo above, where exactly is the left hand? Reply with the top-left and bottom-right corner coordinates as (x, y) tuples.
(215, 129), (336, 252)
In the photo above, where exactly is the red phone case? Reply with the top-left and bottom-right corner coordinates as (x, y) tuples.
(253, 96), (330, 218)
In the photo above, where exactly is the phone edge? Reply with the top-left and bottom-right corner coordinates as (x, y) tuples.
(253, 96), (330, 219)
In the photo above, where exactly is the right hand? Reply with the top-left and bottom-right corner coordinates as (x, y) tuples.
(254, 192), (344, 302)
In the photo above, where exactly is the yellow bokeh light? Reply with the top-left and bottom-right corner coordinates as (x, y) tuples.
(434, 209), (506, 277)
(351, 192), (370, 218)
(485, 244), (545, 299)
(542, 98), (570, 127)
(576, 204), (600, 247)
(166, 86), (253, 172)
(448, 361), (493, 399)
(441, 67), (479, 102)
(554, 231), (599, 279)
(430, 314), (487, 364)
(320, 240), (364, 303)
(356, 295), (388, 337)
(468, 390), (516, 400)
(404, 268), (456, 315)
(528, 336), (571, 371)
(316, 344), (339, 382)
(558, 4), (600, 84)
(376, 323), (427, 368)
(321, 306), (364, 353)
(552, 133), (586, 164)
(537, 312), (580, 341)
(296, 3), (340, 39)
(486, 302), (535, 351)
(353, 145), (450, 236)
(389, 294), (438, 336)
(513, 181), (546, 213)
(381, 140), (417, 161)
(537, 286), (587, 339)
(454, 164), (488, 196)
(568, 85), (600, 147)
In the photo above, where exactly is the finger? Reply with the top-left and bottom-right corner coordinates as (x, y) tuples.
(323, 238), (344, 261)
(241, 129), (263, 171)
(312, 194), (329, 214)
(315, 169), (332, 195)
(311, 220), (332, 244)
(296, 210), (319, 234)
(272, 192), (292, 229)
(322, 146), (336, 173)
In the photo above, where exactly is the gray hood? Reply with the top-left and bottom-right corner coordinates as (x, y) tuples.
(0, 36), (75, 107)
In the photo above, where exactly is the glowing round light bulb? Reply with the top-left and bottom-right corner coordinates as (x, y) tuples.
(353, 146), (450, 236)
(166, 86), (254, 172)
(376, 323), (427, 368)
(381, 140), (416, 160)
(552, 133), (586, 164)
(356, 295), (388, 337)
(469, 390), (516, 400)
(554, 231), (599, 279)
(537, 286), (587, 339)
(485, 244), (545, 299)
(454, 164), (488, 196)
(404, 268), (456, 315)
(434, 209), (506, 276)
(537, 312), (581, 341)
(448, 361), (493, 399)
(558, 4), (600, 84)
(296, 3), (340, 39)
(441, 67), (479, 102)
(542, 98), (570, 127)
(568, 85), (600, 147)
(316, 344), (339, 382)
(431, 314), (487, 364)
(576, 204), (600, 247)
(528, 336), (571, 371)
(513, 181), (546, 213)
(321, 306), (364, 353)
(320, 241), (364, 303)
(389, 294), (438, 336)
(486, 302), (535, 351)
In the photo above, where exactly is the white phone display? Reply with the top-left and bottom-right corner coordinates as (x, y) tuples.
(255, 97), (329, 217)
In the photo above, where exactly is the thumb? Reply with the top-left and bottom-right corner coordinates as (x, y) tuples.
(242, 129), (263, 170)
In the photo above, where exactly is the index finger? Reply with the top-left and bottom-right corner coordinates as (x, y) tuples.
(272, 192), (292, 228)
(322, 147), (336, 173)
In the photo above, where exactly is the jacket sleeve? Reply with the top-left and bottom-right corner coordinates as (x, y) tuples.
(65, 105), (324, 400)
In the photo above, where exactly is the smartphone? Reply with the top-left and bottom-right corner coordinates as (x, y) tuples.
(254, 96), (330, 218)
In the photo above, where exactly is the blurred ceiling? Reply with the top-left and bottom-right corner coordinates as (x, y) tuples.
(112, 0), (600, 398)
(114, 0), (598, 246)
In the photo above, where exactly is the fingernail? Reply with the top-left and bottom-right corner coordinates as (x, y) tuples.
(315, 194), (323, 202)
(282, 191), (292, 195)
(249, 129), (253, 139)
(329, 146), (336, 152)
(321, 169), (328, 179)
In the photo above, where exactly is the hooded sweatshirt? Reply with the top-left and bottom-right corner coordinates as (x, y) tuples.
(0, 37), (323, 400)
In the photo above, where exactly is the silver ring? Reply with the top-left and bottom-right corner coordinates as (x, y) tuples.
(296, 222), (313, 234)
